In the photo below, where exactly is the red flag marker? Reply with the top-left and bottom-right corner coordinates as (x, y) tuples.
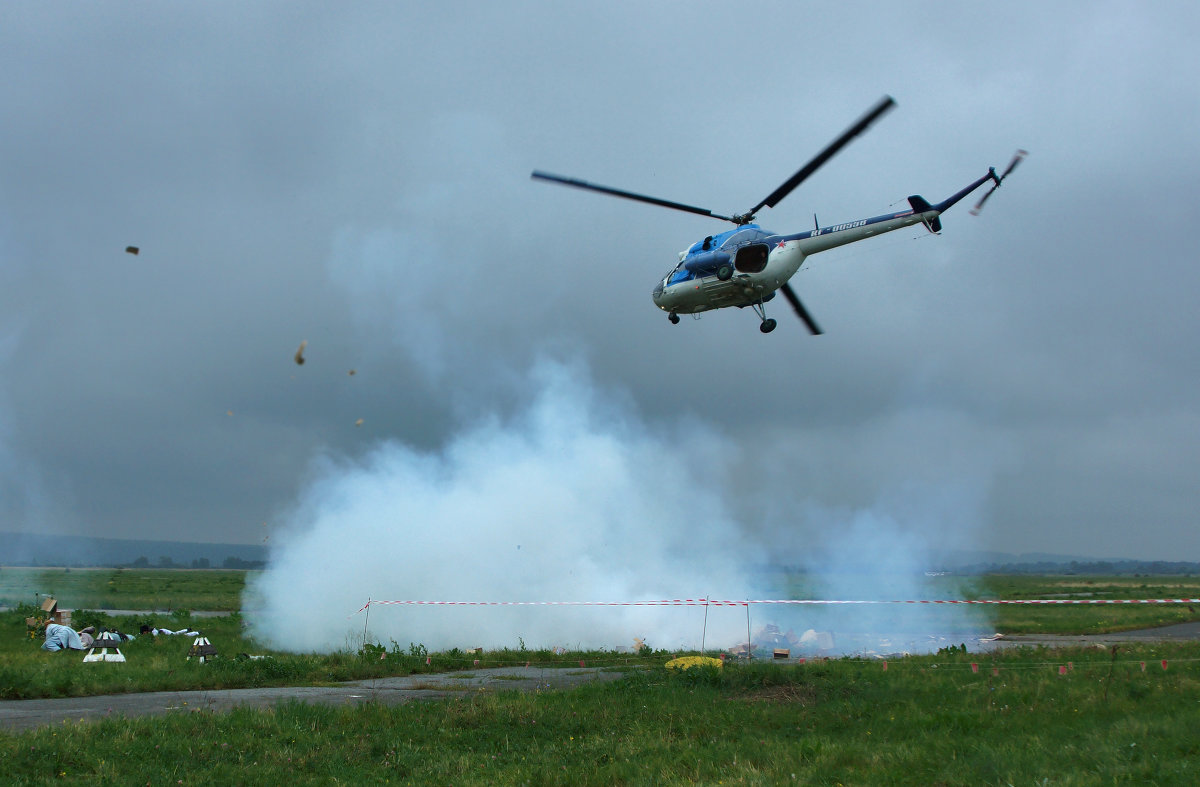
(579, 660), (585, 667)
(426, 656), (431, 665)
(882, 661), (888, 671)
(971, 663), (978, 673)
(992, 667), (1000, 677)
(1058, 666), (1068, 675)
(1140, 662), (1146, 672)
(1161, 660), (1168, 671)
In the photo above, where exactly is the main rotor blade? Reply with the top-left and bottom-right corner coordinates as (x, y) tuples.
(780, 283), (823, 335)
(746, 96), (897, 219)
(531, 170), (738, 223)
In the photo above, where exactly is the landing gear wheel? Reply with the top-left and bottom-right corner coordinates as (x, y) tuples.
(716, 264), (733, 281)
(759, 318), (777, 334)
(668, 312), (680, 325)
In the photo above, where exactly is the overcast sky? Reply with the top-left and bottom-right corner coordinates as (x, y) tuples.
(3, 1), (1199, 566)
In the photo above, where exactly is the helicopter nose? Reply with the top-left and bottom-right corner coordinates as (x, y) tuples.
(652, 280), (664, 304)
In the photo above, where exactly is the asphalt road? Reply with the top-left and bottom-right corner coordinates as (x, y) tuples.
(985, 620), (1200, 650)
(0, 665), (627, 733)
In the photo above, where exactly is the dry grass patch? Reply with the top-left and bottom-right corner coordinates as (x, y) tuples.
(732, 682), (818, 705)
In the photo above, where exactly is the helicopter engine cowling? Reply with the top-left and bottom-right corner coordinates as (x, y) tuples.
(682, 251), (732, 278)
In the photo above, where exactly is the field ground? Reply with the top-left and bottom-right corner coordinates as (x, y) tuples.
(0, 567), (247, 612)
(2, 643), (1198, 784)
(2, 569), (1199, 782)
(4, 567), (1199, 634)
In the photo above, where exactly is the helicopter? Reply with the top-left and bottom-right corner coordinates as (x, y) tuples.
(532, 96), (1024, 334)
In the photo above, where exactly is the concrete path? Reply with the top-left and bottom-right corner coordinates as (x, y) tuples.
(0, 666), (627, 733)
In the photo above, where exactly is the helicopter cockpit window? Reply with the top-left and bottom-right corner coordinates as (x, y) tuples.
(717, 228), (770, 250)
(668, 266), (694, 285)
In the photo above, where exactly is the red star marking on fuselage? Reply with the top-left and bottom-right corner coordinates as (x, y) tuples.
(776, 240), (787, 249)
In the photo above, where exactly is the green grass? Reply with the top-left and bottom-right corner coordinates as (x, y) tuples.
(0, 567), (247, 612)
(2, 645), (1198, 784)
(5, 568), (1199, 635)
(970, 574), (1200, 635)
(4, 570), (1200, 782)
(3, 570), (1200, 704)
(0, 607), (661, 701)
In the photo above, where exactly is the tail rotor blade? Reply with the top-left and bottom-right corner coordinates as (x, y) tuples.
(999, 149), (1028, 181)
(780, 284), (823, 335)
(969, 185), (998, 216)
(970, 149), (1027, 216)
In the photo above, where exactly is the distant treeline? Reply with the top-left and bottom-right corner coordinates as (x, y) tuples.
(951, 560), (1200, 576)
(124, 556), (266, 570)
(0, 531), (267, 568)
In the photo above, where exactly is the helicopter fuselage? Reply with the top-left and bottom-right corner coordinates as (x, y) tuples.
(532, 93), (1020, 333)
(652, 204), (938, 316)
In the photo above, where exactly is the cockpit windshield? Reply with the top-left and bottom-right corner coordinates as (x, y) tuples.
(664, 226), (772, 288)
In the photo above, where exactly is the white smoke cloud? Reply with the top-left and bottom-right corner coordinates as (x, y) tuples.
(244, 358), (767, 652)
(753, 493), (993, 655)
(245, 354), (998, 655)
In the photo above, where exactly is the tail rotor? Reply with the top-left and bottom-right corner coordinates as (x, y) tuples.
(970, 150), (1027, 215)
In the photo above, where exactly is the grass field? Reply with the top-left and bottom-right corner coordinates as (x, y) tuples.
(4, 568), (1199, 635)
(4, 569), (1200, 782)
(2, 643), (1198, 784)
(0, 567), (247, 612)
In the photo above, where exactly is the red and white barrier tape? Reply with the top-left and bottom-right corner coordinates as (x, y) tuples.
(357, 598), (1200, 613)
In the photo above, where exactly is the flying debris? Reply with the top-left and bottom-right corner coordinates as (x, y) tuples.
(294, 340), (307, 366)
(354, 418), (364, 427)
(125, 246), (139, 255)
(348, 369), (357, 376)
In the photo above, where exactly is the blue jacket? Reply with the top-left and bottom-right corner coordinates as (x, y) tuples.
(42, 623), (84, 651)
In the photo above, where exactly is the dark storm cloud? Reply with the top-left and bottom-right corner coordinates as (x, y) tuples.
(1, 2), (1198, 562)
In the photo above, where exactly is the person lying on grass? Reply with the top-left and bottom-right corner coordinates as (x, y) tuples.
(41, 622), (94, 651)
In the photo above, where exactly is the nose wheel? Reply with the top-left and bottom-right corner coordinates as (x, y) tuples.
(668, 312), (680, 324)
(759, 318), (777, 333)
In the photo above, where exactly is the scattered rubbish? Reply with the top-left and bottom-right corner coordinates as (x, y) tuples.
(294, 340), (307, 365)
(40, 597), (71, 626)
(798, 629), (834, 650)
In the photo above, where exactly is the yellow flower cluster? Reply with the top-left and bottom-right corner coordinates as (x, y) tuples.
(664, 656), (724, 671)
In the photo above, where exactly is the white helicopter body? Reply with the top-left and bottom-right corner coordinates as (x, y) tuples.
(534, 97), (1023, 334)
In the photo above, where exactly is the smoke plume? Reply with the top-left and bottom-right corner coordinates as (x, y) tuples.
(244, 360), (766, 652)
